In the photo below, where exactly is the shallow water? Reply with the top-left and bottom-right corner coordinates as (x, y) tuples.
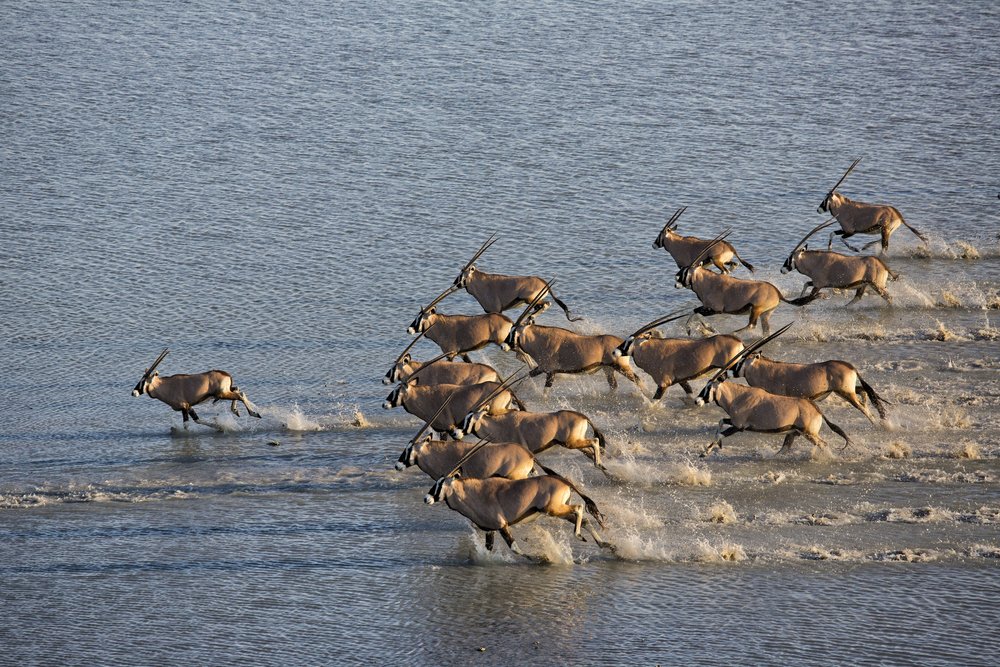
(1, 1), (998, 664)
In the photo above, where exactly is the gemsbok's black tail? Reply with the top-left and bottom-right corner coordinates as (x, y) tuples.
(858, 375), (890, 420)
(822, 415), (853, 450)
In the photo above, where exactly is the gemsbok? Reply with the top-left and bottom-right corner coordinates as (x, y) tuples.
(782, 219), (899, 305)
(613, 311), (745, 401)
(424, 442), (615, 560)
(407, 284), (513, 362)
(382, 334), (500, 385)
(501, 284), (641, 389)
(452, 373), (611, 472)
(730, 350), (890, 424)
(818, 158), (927, 254)
(451, 235), (581, 321)
(395, 395), (536, 480)
(131, 349), (262, 427)
(654, 206), (755, 274)
(383, 378), (522, 435)
(675, 232), (818, 335)
(695, 324), (853, 457)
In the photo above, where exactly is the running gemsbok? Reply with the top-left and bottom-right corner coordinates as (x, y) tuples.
(654, 206), (755, 274)
(695, 324), (853, 457)
(451, 234), (582, 321)
(818, 158), (927, 254)
(407, 285), (513, 363)
(613, 311), (745, 401)
(501, 283), (641, 389)
(131, 349), (262, 427)
(675, 232), (818, 335)
(383, 377), (523, 436)
(395, 392), (536, 480)
(782, 219), (899, 305)
(382, 333), (500, 386)
(452, 372), (610, 472)
(730, 349), (890, 424)
(424, 441), (616, 560)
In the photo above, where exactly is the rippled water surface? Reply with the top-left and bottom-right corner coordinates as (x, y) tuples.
(2, 1), (998, 664)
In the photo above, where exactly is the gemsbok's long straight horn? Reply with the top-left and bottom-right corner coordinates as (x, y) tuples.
(662, 206), (687, 232)
(458, 233), (499, 273)
(408, 389), (460, 444)
(828, 157), (862, 193)
(709, 321), (795, 383)
(422, 283), (461, 311)
(625, 309), (692, 339)
(142, 348), (170, 380)
(790, 218), (838, 255)
(392, 323), (436, 364)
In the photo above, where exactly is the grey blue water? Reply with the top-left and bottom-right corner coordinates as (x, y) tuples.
(2, 1), (998, 664)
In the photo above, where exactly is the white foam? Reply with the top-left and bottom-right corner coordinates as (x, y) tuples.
(702, 500), (738, 524)
(273, 404), (322, 432)
(693, 539), (747, 563)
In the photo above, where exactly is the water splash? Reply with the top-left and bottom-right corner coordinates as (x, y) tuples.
(694, 539), (747, 563)
(604, 527), (678, 562)
(703, 500), (738, 524)
(460, 530), (516, 566)
(759, 470), (788, 484)
(522, 524), (576, 565)
(275, 405), (322, 432)
(883, 441), (912, 459)
(902, 236), (999, 260)
(956, 442), (980, 459)
(927, 319), (961, 341)
(667, 461), (713, 486)
(872, 549), (938, 562)
(606, 501), (665, 530)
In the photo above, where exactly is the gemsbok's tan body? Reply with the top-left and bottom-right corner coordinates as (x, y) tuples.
(819, 159), (927, 254)
(785, 249), (898, 304)
(396, 438), (536, 481)
(503, 321), (640, 389)
(654, 207), (755, 274)
(676, 265), (816, 336)
(457, 267), (580, 321)
(447, 234), (581, 321)
(407, 308), (513, 362)
(782, 218), (899, 304)
(424, 465), (613, 559)
(732, 354), (889, 424)
(457, 408), (609, 471)
(617, 332), (745, 401)
(131, 350), (261, 426)
(698, 381), (850, 457)
(382, 380), (520, 434)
